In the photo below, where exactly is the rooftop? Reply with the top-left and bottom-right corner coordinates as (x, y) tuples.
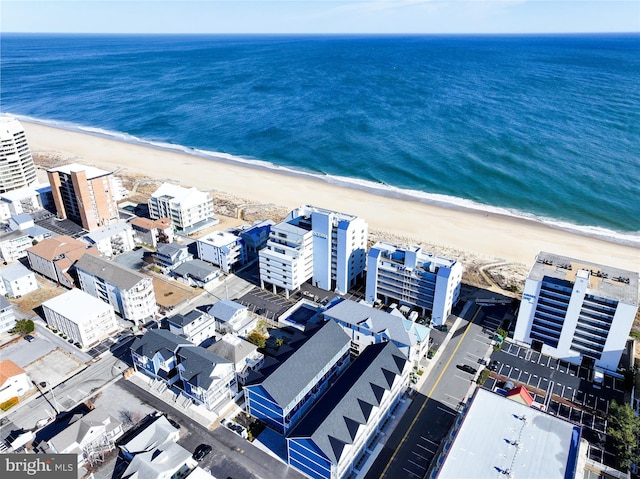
(199, 230), (241, 246)
(207, 300), (246, 322)
(433, 388), (581, 479)
(0, 262), (34, 282)
(48, 163), (112, 180)
(370, 241), (458, 270)
(0, 360), (26, 386)
(130, 217), (172, 231)
(42, 288), (113, 320)
(530, 251), (638, 304)
(75, 253), (150, 290)
(82, 222), (132, 243)
(176, 346), (230, 390)
(167, 309), (210, 328)
(130, 329), (190, 361)
(288, 342), (407, 464)
(119, 415), (179, 455)
(207, 334), (258, 364)
(249, 320), (350, 407)
(172, 259), (219, 282)
(27, 235), (89, 261)
(323, 299), (430, 347)
(150, 183), (210, 205)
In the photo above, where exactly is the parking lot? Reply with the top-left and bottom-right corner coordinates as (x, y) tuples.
(483, 340), (625, 468)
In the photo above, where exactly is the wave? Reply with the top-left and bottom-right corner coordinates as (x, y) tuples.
(11, 113), (640, 249)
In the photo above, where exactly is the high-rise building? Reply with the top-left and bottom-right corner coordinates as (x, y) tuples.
(365, 242), (463, 327)
(259, 205), (368, 297)
(513, 252), (639, 372)
(47, 163), (120, 231)
(0, 117), (38, 193)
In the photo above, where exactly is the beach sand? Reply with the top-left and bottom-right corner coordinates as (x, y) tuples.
(22, 121), (639, 281)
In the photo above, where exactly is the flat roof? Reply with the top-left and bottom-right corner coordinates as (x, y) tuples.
(199, 230), (240, 246)
(42, 288), (112, 320)
(530, 251), (638, 304)
(48, 162), (112, 180)
(435, 388), (580, 479)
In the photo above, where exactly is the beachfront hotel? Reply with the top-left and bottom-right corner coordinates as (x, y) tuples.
(0, 117), (38, 193)
(365, 242), (463, 327)
(148, 183), (215, 234)
(47, 163), (121, 231)
(259, 205), (368, 297)
(513, 252), (639, 372)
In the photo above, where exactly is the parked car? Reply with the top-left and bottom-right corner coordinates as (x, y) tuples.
(193, 444), (212, 461)
(24, 334), (35, 342)
(459, 364), (477, 375)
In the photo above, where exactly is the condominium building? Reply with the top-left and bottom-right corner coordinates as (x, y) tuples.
(130, 217), (174, 248)
(0, 262), (38, 298)
(513, 252), (639, 372)
(287, 342), (410, 479)
(366, 242), (463, 327)
(0, 230), (32, 263)
(148, 183), (215, 234)
(0, 117), (38, 193)
(42, 288), (119, 348)
(75, 254), (157, 324)
(81, 222), (136, 257)
(197, 230), (246, 274)
(47, 163), (121, 231)
(0, 187), (43, 221)
(259, 205), (367, 297)
(244, 321), (351, 434)
(27, 235), (100, 288)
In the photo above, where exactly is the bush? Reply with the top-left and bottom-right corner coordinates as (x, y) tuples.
(11, 319), (34, 335)
(477, 369), (491, 385)
(246, 331), (266, 349)
(0, 397), (19, 411)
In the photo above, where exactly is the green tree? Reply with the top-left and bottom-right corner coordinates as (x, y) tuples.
(607, 400), (640, 470)
(275, 338), (285, 350)
(11, 319), (34, 335)
(246, 331), (266, 349)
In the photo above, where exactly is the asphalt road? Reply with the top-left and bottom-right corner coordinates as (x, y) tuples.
(118, 379), (305, 479)
(366, 305), (492, 479)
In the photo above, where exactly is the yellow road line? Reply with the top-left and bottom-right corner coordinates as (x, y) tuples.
(379, 306), (481, 478)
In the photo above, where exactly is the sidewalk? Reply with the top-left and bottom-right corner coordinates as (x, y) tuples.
(126, 371), (223, 429)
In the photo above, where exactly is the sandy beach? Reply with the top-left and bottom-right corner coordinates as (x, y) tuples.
(22, 120), (639, 279)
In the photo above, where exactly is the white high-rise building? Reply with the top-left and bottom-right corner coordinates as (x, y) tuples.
(0, 118), (38, 193)
(259, 205), (367, 297)
(260, 205), (368, 294)
(148, 183), (215, 234)
(513, 252), (639, 372)
(366, 242), (463, 327)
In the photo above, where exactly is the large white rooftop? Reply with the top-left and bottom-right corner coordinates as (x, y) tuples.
(434, 388), (581, 479)
(199, 230), (240, 246)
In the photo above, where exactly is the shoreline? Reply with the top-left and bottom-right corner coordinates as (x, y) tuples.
(21, 120), (640, 274)
(15, 114), (640, 248)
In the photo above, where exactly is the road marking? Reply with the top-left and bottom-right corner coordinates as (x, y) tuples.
(379, 308), (480, 478)
(403, 468), (422, 478)
(408, 460), (426, 470)
(416, 443), (436, 454)
(421, 437), (440, 446)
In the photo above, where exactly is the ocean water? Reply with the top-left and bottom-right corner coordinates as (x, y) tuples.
(1, 33), (639, 244)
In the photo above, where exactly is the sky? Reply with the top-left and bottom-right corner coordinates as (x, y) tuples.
(2, 0), (639, 35)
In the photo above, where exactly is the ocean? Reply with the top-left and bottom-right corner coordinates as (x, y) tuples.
(1, 33), (639, 244)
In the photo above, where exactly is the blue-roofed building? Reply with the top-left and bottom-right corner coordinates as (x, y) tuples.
(207, 300), (256, 337)
(130, 329), (236, 412)
(287, 342), (410, 479)
(323, 298), (430, 365)
(244, 321), (351, 434)
(239, 219), (274, 264)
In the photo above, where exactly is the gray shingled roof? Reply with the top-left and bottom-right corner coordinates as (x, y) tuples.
(208, 336), (258, 364)
(172, 259), (218, 281)
(256, 320), (350, 407)
(207, 300), (246, 322)
(120, 415), (179, 455)
(130, 329), (190, 360)
(177, 346), (230, 390)
(288, 342), (407, 464)
(156, 242), (187, 259)
(122, 441), (192, 479)
(323, 299), (428, 347)
(167, 309), (209, 328)
(75, 253), (148, 290)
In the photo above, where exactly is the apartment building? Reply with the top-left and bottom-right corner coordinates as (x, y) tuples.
(287, 342), (409, 479)
(148, 183), (215, 234)
(244, 321), (351, 434)
(366, 242), (463, 327)
(0, 117), (38, 193)
(513, 252), (639, 372)
(0, 262), (38, 298)
(130, 217), (174, 248)
(27, 235), (100, 288)
(75, 254), (157, 324)
(47, 163), (121, 231)
(42, 288), (119, 348)
(197, 230), (246, 274)
(82, 222), (136, 257)
(323, 298), (430, 364)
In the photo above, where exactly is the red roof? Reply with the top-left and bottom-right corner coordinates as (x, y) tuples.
(506, 385), (534, 407)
